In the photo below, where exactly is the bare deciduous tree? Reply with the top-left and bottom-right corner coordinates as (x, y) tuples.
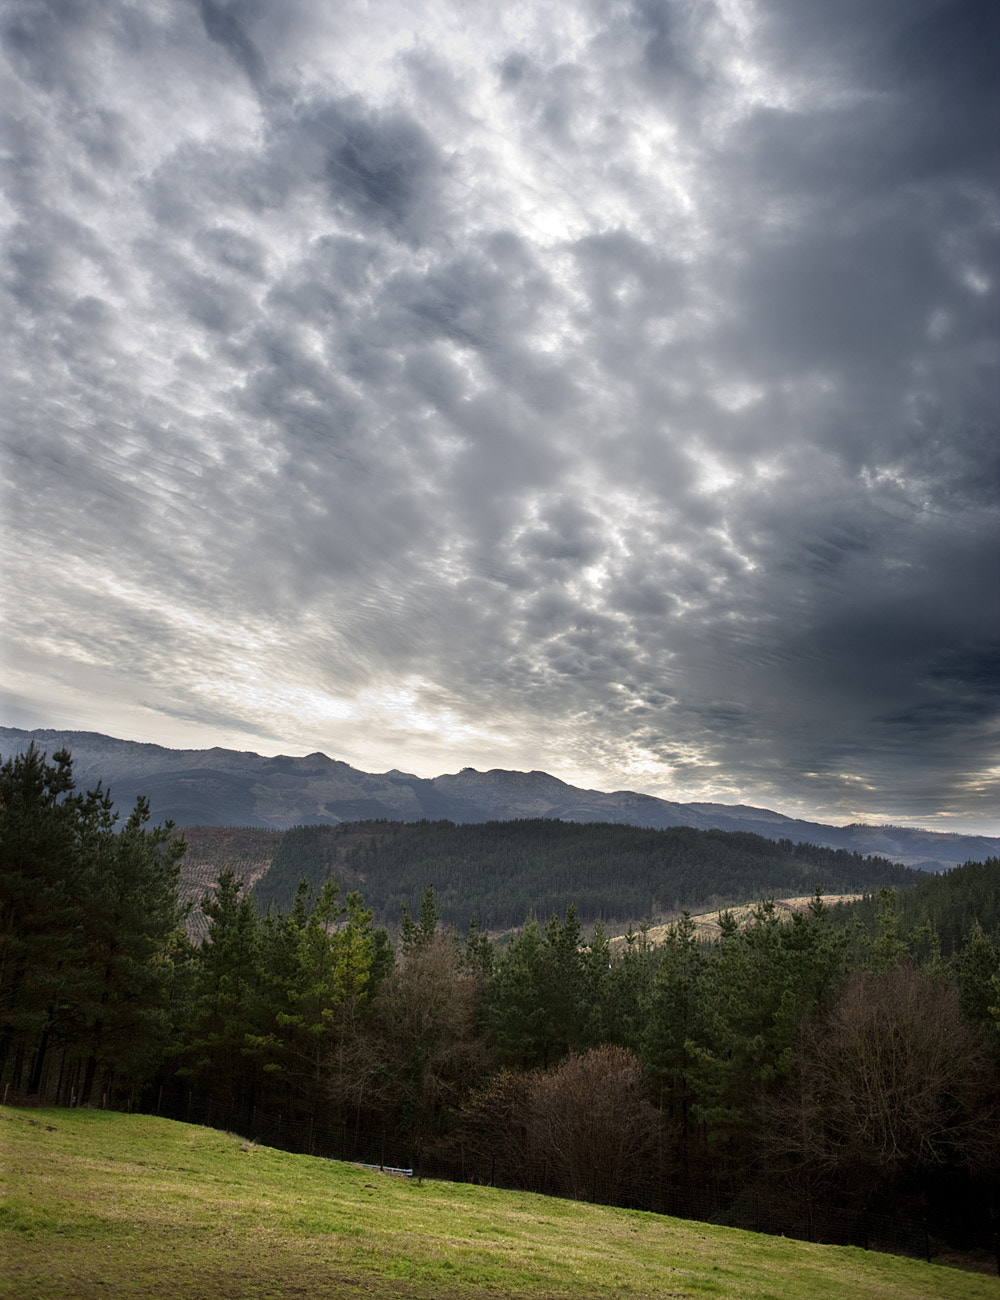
(763, 964), (1000, 1199)
(452, 1044), (662, 1201)
(328, 931), (488, 1144)
(530, 1044), (661, 1200)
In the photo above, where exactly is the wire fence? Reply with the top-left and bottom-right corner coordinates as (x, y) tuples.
(65, 1085), (988, 1275)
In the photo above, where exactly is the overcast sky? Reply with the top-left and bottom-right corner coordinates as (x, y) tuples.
(2, 0), (997, 832)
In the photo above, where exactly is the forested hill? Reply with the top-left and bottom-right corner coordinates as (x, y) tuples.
(829, 855), (1000, 957)
(249, 819), (924, 931)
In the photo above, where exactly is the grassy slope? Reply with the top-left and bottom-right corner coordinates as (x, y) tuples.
(609, 895), (865, 948)
(1, 1108), (992, 1300)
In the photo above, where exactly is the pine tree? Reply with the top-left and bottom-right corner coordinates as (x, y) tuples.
(479, 919), (548, 1068)
(689, 896), (845, 1154)
(75, 796), (187, 1103)
(956, 921), (1000, 1032)
(183, 870), (268, 1106)
(0, 745), (81, 1092)
(642, 911), (704, 1146)
(0, 746), (186, 1102)
(263, 881), (376, 1118)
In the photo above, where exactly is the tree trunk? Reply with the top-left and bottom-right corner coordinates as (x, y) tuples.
(27, 1016), (53, 1095)
(81, 1016), (104, 1104)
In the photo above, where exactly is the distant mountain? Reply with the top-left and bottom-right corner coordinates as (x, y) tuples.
(2, 726), (997, 871)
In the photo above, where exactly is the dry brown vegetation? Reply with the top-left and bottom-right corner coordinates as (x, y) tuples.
(609, 894), (864, 949)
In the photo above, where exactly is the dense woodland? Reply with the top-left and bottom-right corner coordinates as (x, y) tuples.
(3, 747), (999, 1251)
(252, 816), (923, 930)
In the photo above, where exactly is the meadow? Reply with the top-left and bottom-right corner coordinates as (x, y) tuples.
(1, 1106), (992, 1300)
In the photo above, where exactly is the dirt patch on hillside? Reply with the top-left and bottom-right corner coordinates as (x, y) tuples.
(609, 895), (863, 948)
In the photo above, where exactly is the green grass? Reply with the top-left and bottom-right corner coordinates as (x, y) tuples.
(0, 1106), (993, 1300)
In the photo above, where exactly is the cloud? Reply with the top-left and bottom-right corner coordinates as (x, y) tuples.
(198, 0), (267, 89)
(1, 0), (997, 832)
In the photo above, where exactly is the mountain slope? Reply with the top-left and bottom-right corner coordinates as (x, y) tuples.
(250, 818), (925, 931)
(2, 726), (996, 869)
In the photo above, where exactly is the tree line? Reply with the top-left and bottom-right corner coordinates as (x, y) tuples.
(2, 746), (999, 1251)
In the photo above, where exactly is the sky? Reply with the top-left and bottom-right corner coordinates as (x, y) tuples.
(2, 0), (998, 834)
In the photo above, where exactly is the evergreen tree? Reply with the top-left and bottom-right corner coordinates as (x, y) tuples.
(602, 922), (657, 1055)
(866, 888), (909, 973)
(540, 905), (587, 1057)
(479, 919), (548, 1068)
(261, 881), (376, 1118)
(956, 921), (1000, 1034)
(480, 908), (592, 1069)
(75, 795), (188, 1103)
(642, 912), (704, 1149)
(400, 886), (440, 951)
(182, 870), (269, 1106)
(0, 746), (186, 1102)
(579, 920), (613, 1047)
(689, 896), (845, 1153)
(460, 917), (495, 982)
(0, 745), (81, 1091)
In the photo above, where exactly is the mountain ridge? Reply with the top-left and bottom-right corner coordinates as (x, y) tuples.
(2, 726), (996, 870)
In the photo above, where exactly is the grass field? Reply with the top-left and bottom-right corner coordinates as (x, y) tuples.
(1, 1106), (992, 1300)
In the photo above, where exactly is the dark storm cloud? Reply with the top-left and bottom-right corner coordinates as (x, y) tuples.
(198, 0), (266, 88)
(2, 0), (997, 829)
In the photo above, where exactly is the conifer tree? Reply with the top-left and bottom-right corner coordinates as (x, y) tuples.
(479, 919), (548, 1067)
(183, 870), (268, 1106)
(689, 897), (845, 1153)
(642, 911), (704, 1145)
(956, 921), (1000, 1033)
(0, 746), (186, 1102)
(0, 746), (82, 1091)
(75, 795), (187, 1102)
(260, 881), (376, 1117)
